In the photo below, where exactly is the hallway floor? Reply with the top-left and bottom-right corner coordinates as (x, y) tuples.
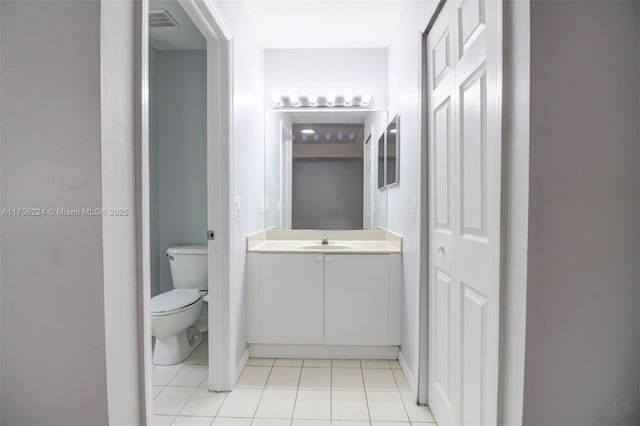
(153, 338), (436, 425)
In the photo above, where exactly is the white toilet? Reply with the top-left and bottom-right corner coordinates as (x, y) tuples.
(151, 245), (208, 365)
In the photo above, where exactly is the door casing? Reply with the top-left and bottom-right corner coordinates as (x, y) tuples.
(135, 0), (234, 423)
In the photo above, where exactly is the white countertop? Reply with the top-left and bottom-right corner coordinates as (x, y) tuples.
(246, 230), (402, 254)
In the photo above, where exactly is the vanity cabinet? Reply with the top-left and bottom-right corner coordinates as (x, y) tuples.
(324, 254), (390, 345)
(247, 252), (401, 347)
(251, 253), (324, 344)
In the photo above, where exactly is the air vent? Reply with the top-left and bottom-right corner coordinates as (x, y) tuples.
(149, 9), (180, 28)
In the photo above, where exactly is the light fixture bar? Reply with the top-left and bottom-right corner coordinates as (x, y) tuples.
(270, 93), (375, 109)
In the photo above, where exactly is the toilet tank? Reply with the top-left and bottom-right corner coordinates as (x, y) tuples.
(167, 245), (208, 290)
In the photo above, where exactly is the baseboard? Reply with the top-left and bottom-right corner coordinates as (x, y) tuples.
(249, 344), (399, 359)
(235, 347), (250, 384)
(399, 350), (418, 399)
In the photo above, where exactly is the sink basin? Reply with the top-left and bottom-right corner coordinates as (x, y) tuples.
(300, 245), (350, 250)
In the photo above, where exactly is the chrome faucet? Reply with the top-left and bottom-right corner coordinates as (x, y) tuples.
(321, 231), (329, 245)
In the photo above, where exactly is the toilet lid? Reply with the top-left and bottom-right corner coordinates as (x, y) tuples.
(150, 289), (201, 314)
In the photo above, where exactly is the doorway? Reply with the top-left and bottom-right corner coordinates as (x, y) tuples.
(136, 0), (233, 423)
(419, 0), (504, 424)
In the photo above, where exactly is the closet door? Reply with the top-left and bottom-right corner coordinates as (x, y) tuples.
(427, 0), (502, 425)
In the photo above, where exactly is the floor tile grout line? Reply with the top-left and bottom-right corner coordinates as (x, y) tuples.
(359, 364), (373, 425)
(252, 364), (275, 420)
(209, 385), (231, 422)
(286, 361), (305, 426)
(390, 361), (413, 424)
(329, 359), (333, 422)
(164, 362), (187, 387)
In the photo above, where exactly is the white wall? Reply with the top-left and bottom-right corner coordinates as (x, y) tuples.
(264, 48), (388, 110)
(100, 0), (141, 423)
(150, 50), (208, 296)
(0, 1), (109, 424)
(524, 2), (640, 424)
(217, 1), (265, 372)
(386, 0), (433, 394)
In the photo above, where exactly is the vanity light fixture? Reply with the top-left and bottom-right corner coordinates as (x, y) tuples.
(270, 93), (374, 109)
(344, 94), (354, 106)
(326, 94), (336, 107)
(271, 94), (283, 107)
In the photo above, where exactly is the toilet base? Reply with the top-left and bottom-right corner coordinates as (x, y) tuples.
(153, 325), (202, 365)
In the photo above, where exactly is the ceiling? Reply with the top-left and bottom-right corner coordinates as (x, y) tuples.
(149, 0), (206, 51)
(241, 0), (407, 49)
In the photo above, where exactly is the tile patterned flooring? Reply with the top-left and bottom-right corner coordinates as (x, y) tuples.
(153, 336), (437, 426)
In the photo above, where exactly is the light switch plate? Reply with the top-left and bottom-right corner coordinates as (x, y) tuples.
(234, 196), (241, 217)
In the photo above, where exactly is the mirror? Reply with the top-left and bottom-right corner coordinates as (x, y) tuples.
(385, 114), (399, 186)
(265, 111), (388, 230)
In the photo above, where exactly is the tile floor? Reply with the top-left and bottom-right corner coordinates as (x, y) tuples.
(153, 336), (436, 426)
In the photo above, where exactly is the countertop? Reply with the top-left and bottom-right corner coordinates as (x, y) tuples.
(246, 230), (402, 254)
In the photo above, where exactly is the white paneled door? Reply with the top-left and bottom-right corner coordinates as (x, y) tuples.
(426, 0), (502, 425)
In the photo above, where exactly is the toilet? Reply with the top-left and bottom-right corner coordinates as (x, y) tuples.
(151, 245), (208, 365)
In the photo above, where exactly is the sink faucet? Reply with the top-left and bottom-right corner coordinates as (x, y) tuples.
(321, 232), (329, 245)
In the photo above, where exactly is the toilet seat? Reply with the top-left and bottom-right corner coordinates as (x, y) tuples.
(151, 289), (201, 316)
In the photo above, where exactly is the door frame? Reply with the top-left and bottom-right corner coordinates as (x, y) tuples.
(418, 1), (447, 406)
(135, 0), (233, 423)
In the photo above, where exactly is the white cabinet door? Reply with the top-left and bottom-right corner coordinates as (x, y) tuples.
(324, 254), (389, 345)
(257, 253), (324, 344)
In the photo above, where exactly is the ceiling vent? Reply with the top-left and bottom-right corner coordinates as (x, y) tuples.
(149, 9), (180, 28)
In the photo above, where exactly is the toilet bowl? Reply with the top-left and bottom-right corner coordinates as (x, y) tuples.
(151, 245), (208, 365)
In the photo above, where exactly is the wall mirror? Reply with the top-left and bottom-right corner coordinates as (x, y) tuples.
(264, 110), (388, 230)
(385, 114), (399, 186)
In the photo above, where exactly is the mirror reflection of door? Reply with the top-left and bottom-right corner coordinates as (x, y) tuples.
(280, 123), (292, 229)
(364, 135), (373, 229)
(377, 133), (386, 189)
(291, 123), (364, 230)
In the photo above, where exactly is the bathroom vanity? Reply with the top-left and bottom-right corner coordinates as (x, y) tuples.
(246, 230), (402, 358)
